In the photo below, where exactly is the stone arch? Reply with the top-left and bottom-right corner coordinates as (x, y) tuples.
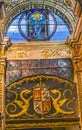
(4, 0), (76, 34)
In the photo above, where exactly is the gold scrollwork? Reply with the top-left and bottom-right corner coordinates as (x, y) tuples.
(48, 89), (75, 117)
(7, 75), (76, 89)
(6, 75), (77, 119)
(6, 89), (33, 118)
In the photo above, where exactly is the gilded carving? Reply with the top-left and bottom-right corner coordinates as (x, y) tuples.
(0, 43), (6, 130)
(77, 61), (82, 71)
(49, 89), (75, 117)
(0, 64), (5, 74)
(73, 56), (82, 72)
(17, 51), (27, 58)
(41, 48), (71, 58)
(6, 121), (79, 129)
(0, 46), (5, 57)
(6, 44), (72, 60)
(6, 89), (33, 118)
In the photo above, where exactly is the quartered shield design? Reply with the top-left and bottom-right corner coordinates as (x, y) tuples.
(33, 87), (51, 115)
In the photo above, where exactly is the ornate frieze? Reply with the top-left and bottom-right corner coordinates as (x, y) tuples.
(6, 43), (72, 60)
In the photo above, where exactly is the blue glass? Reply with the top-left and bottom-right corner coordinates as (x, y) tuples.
(28, 12), (46, 40)
(5, 9), (71, 42)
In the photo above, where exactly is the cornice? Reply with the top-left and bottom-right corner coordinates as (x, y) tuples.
(66, 31), (82, 52)
(5, 42), (72, 60)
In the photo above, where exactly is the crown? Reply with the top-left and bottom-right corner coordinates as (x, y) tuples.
(33, 83), (49, 89)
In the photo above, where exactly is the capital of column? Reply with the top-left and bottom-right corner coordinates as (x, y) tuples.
(72, 56), (82, 72)
(66, 36), (75, 51)
(0, 37), (10, 54)
(2, 37), (10, 47)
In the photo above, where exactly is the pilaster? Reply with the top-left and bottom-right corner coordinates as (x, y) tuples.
(72, 56), (82, 130)
(0, 1), (5, 43)
(0, 45), (6, 130)
(67, 1), (82, 128)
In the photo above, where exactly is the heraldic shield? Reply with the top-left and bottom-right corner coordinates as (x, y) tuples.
(33, 84), (51, 115)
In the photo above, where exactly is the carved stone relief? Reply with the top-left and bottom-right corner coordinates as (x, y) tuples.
(6, 44), (72, 60)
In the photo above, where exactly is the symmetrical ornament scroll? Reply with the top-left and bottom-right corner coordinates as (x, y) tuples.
(6, 89), (33, 118)
(5, 75), (78, 120)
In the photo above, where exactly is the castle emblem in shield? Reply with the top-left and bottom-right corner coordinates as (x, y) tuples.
(33, 84), (51, 115)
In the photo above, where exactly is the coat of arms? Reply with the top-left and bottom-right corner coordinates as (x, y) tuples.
(6, 75), (77, 120)
(33, 84), (51, 115)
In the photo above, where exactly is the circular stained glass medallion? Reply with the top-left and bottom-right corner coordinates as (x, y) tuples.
(18, 9), (57, 41)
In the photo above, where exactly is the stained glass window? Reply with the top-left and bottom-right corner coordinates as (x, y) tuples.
(6, 58), (74, 86)
(5, 9), (71, 42)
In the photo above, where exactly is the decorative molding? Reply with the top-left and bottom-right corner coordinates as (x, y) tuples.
(0, 44), (6, 130)
(6, 120), (79, 129)
(6, 43), (72, 60)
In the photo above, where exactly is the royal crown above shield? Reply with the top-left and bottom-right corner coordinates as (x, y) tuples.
(33, 83), (51, 115)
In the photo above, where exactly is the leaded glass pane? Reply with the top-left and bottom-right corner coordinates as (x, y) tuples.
(6, 59), (74, 86)
(5, 9), (71, 42)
